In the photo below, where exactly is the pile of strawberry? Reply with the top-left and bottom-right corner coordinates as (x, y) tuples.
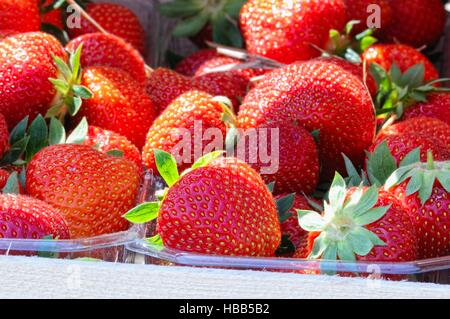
(0, 0), (449, 272)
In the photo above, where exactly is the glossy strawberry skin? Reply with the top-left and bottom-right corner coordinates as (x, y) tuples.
(275, 194), (313, 258)
(240, 0), (347, 64)
(0, 0), (41, 33)
(377, 117), (450, 150)
(66, 33), (147, 84)
(382, 0), (446, 47)
(247, 121), (319, 195)
(26, 144), (140, 238)
(403, 93), (450, 126)
(0, 194), (70, 240)
(0, 32), (66, 128)
(369, 133), (450, 165)
(143, 91), (227, 175)
(391, 181), (449, 259)
(77, 66), (157, 149)
(344, 0), (392, 34)
(0, 113), (9, 158)
(157, 158), (281, 257)
(238, 59), (376, 180)
(84, 126), (143, 170)
(363, 44), (439, 83)
(67, 3), (145, 54)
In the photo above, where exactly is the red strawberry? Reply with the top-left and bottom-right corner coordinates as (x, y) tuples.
(385, 155), (450, 259)
(242, 121), (319, 195)
(125, 151), (281, 257)
(0, 32), (66, 128)
(39, 0), (64, 28)
(343, 0), (392, 34)
(363, 44), (439, 83)
(26, 144), (140, 238)
(67, 3), (145, 54)
(84, 126), (142, 170)
(377, 117), (450, 150)
(403, 93), (450, 126)
(298, 174), (418, 264)
(65, 33), (147, 84)
(0, 194), (70, 240)
(368, 133), (450, 166)
(238, 58), (376, 180)
(240, 0), (347, 64)
(382, 0), (446, 47)
(76, 66), (157, 149)
(0, 0), (40, 34)
(142, 91), (230, 175)
(0, 113), (9, 158)
(0, 169), (11, 190)
(275, 194), (315, 258)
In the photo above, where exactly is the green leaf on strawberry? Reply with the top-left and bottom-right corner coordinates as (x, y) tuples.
(1, 172), (20, 195)
(123, 201), (160, 224)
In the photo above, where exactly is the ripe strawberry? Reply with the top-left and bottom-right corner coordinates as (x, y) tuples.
(242, 121), (319, 195)
(0, 169), (11, 190)
(298, 173), (417, 263)
(238, 58), (376, 180)
(377, 117), (450, 150)
(369, 133), (450, 166)
(240, 0), (347, 64)
(403, 93), (450, 126)
(67, 3), (145, 54)
(385, 155), (450, 259)
(39, 0), (64, 28)
(0, 0), (41, 34)
(76, 66), (157, 149)
(125, 151), (281, 257)
(84, 126), (142, 170)
(0, 32), (66, 129)
(142, 91), (230, 175)
(0, 194), (70, 240)
(275, 194), (315, 258)
(26, 144), (140, 238)
(0, 113), (9, 159)
(382, 0), (446, 47)
(363, 44), (439, 83)
(65, 33), (147, 84)
(343, 0), (392, 34)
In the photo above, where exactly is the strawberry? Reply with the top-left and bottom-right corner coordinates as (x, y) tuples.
(241, 120), (319, 195)
(0, 32), (66, 129)
(65, 33), (147, 84)
(275, 194), (315, 258)
(26, 144), (140, 238)
(385, 154), (450, 259)
(67, 3), (145, 54)
(0, 169), (12, 190)
(84, 126), (142, 170)
(238, 58), (376, 181)
(0, 113), (9, 159)
(125, 151), (281, 257)
(403, 93), (450, 126)
(39, 0), (64, 28)
(377, 117), (450, 150)
(368, 134), (450, 166)
(0, 194), (70, 240)
(159, 0), (245, 48)
(343, 0), (392, 34)
(240, 0), (347, 64)
(142, 91), (231, 175)
(298, 173), (417, 264)
(363, 44), (439, 83)
(74, 66), (157, 149)
(382, 0), (446, 47)
(0, 0), (41, 34)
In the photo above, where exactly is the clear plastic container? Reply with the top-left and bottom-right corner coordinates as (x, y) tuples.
(126, 240), (450, 284)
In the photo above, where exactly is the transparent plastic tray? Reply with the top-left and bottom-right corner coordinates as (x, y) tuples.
(126, 240), (450, 284)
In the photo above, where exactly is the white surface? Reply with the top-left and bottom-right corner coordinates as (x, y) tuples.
(0, 256), (449, 299)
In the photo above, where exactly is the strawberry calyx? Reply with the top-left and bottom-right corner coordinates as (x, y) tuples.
(212, 96), (237, 127)
(385, 152), (450, 205)
(47, 44), (93, 123)
(297, 173), (388, 261)
(325, 20), (378, 64)
(370, 63), (450, 119)
(159, 0), (245, 47)
(1, 172), (21, 195)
